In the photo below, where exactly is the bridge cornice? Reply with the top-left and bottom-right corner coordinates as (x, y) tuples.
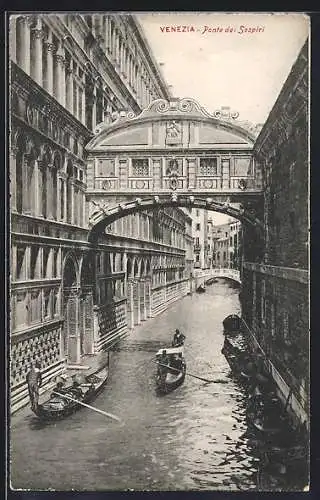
(86, 98), (257, 151)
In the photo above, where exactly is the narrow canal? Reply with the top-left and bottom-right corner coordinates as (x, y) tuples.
(10, 280), (305, 491)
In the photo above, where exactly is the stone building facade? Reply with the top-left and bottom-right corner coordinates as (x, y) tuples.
(210, 220), (242, 270)
(190, 208), (209, 269)
(241, 40), (309, 426)
(9, 13), (193, 413)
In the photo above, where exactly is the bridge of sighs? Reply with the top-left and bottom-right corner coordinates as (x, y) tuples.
(85, 98), (265, 241)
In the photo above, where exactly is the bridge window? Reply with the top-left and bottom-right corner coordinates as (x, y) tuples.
(232, 157), (253, 176)
(199, 158), (218, 176)
(132, 158), (149, 177)
(196, 223), (200, 231)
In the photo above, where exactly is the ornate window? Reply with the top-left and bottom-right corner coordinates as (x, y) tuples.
(199, 158), (218, 176)
(132, 158), (149, 177)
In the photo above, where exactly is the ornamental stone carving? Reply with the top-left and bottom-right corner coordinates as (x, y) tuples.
(165, 121), (181, 145)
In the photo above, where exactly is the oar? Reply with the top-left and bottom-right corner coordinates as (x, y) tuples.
(154, 361), (228, 384)
(52, 391), (122, 422)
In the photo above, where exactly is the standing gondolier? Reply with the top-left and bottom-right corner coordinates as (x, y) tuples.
(172, 329), (186, 347)
(26, 361), (42, 411)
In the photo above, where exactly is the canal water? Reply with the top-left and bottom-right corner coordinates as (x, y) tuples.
(10, 280), (305, 491)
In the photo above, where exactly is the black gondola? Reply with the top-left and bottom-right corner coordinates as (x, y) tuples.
(32, 365), (109, 421)
(205, 277), (218, 285)
(155, 346), (186, 394)
(196, 284), (206, 293)
(223, 314), (242, 334)
(221, 337), (254, 382)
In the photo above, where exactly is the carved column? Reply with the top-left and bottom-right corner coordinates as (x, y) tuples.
(81, 74), (86, 124)
(33, 156), (40, 216)
(55, 46), (66, 107)
(73, 79), (78, 119)
(45, 32), (54, 95)
(22, 155), (30, 213)
(142, 280), (147, 320)
(92, 87), (97, 129)
(47, 164), (53, 219)
(64, 179), (68, 222)
(30, 19), (43, 85)
(65, 63), (73, 113)
(56, 172), (61, 222)
(147, 279), (152, 317)
(187, 158), (196, 189)
(70, 180), (75, 224)
(152, 158), (162, 190)
(127, 278), (134, 329)
(104, 16), (109, 51)
(19, 16), (31, 74)
(136, 279), (141, 325)
(65, 287), (81, 365)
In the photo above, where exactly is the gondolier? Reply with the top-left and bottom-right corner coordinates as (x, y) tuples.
(172, 329), (186, 347)
(155, 346), (186, 394)
(26, 361), (42, 411)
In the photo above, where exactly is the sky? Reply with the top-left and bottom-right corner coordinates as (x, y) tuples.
(137, 12), (309, 125)
(137, 12), (309, 224)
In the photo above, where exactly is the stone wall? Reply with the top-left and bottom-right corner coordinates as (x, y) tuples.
(241, 263), (309, 426)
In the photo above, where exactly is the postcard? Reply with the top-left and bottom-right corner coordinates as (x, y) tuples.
(8, 11), (309, 492)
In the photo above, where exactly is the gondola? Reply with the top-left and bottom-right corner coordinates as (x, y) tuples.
(155, 346), (186, 394)
(221, 338), (253, 382)
(32, 365), (109, 421)
(196, 284), (206, 293)
(222, 314), (242, 334)
(205, 277), (218, 286)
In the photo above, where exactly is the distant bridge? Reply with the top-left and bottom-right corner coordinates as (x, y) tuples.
(195, 268), (241, 285)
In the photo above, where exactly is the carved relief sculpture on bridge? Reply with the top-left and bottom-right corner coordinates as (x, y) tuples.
(165, 120), (182, 145)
